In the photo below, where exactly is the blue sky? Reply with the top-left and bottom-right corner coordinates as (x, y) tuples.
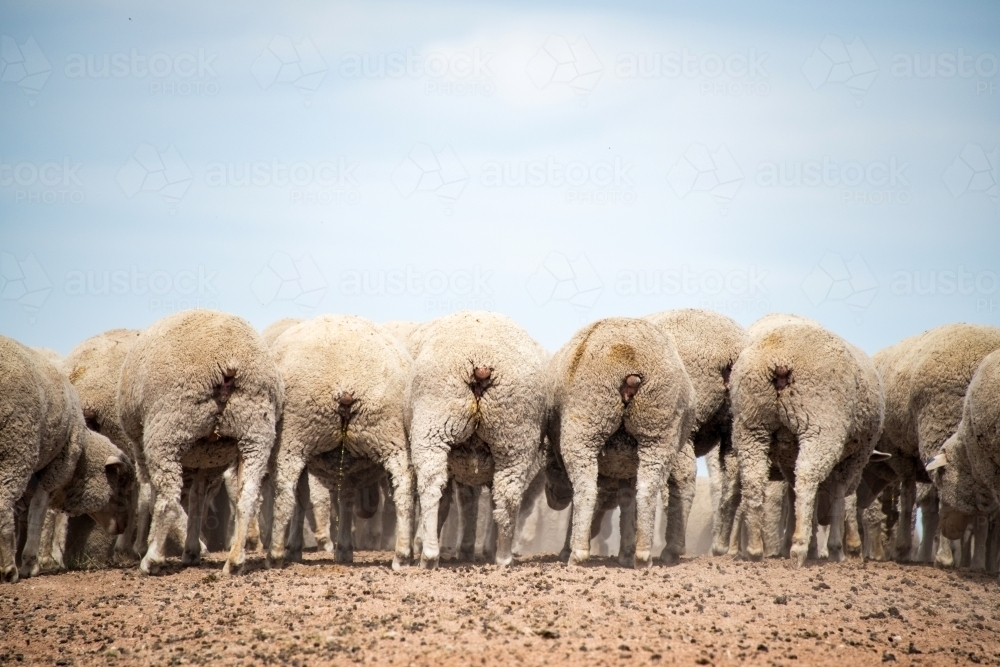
(1, 0), (998, 356)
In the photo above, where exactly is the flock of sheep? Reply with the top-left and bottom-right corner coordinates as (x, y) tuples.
(2, 307), (1000, 585)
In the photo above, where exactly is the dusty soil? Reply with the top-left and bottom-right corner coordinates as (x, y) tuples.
(2, 551), (999, 666)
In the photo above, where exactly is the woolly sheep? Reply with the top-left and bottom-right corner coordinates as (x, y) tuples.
(873, 323), (1000, 563)
(644, 309), (748, 562)
(410, 311), (548, 569)
(261, 317), (303, 348)
(927, 349), (1000, 576)
(64, 329), (153, 557)
(548, 317), (695, 568)
(730, 316), (884, 566)
(266, 315), (414, 570)
(117, 309), (282, 575)
(1, 336), (134, 582)
(383, 318), (495, 562)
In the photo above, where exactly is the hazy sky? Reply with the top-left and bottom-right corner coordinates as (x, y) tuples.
(1, 0), (998, 356)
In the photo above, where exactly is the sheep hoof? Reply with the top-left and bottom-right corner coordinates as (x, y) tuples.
(139, 556), (161, 575)
(568, 550), (589, 567)
(790, 544), (808, 567)
(267, 555), (283, 570)
(635, 555), (653, 570)
(827, 546), (845, 563)
(660, 551), (680, 566)
(618, 553), (636, 569)
(222, 559), (243, 576)
(2, 566), (19, 583)
(459, 547), (475, 562)
(558, 548), (571, 564)
(288, 549), (304, 564)
(334, 548), (353, 564)
(419, 555), (439, 570)
(18, 559), (39, 580)
(494, 554), (512, 568)
(392, 553), (410, 571)
(181, 550), (201, 566)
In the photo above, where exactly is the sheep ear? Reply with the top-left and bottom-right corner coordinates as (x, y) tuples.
(869, 450), (892, 462)
(105, 453), (124, 467)
(925, 452), (948, 471)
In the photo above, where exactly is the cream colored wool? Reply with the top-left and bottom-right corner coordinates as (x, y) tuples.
(0, 336), (133, 582)
(266, 315), (414, 570)
(730, 317), (884, 566)
(929, 349), (1000, 578)
(644, 309), (748, 561)
(64, 329), (154, 557)
(548, 317), (695, 569)
(409, 311), (548, 569)
(873, 323), (1000, 563)
(117, 309), (282, 576)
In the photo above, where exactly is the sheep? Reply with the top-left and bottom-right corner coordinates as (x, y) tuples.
(381, 320), (424, 358)
(873, 323), (1000, 563)
(926, 349), (1000, 576)
(63, 329), (151, 557)
(409, 310), (548, 569)
(117, 309), (282, 575)
(644, 309), (748, 562)
(548, 317), (695, 568)
(730, 316), (884, 566)
(261, 317), (303, 348)
(1, 336), (135, 582)
(265, 314), (414, 570)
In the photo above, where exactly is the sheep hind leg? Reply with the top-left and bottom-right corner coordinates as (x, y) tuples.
(788, 437), (842, 568)
(334, 488), (355, 563)
(617, 481), (637, 568)
(182, 471), (208, 566)
(140, 451), (184, 576)
(225, 429), (272, 576)
(825, 483), (847, 562)
(843, 492), (862, 558)
(663, 440), (696, 564)
(457, 482), (477, 561)
(286, 469), (310, 564)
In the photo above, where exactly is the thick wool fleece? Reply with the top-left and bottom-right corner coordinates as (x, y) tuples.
(1, 336), (133, 582)
(409, 311), (548, 569)
(731, 318), (884, 566)
(117, 309), (283, 576)
(548, 317), (695, 569)
(266, 314), (414, 571)
(873, 323), (1000, 562)
(644, 309), (748, 561)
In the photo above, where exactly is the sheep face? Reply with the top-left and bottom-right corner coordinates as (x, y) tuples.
(61, 430), (136, 535)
